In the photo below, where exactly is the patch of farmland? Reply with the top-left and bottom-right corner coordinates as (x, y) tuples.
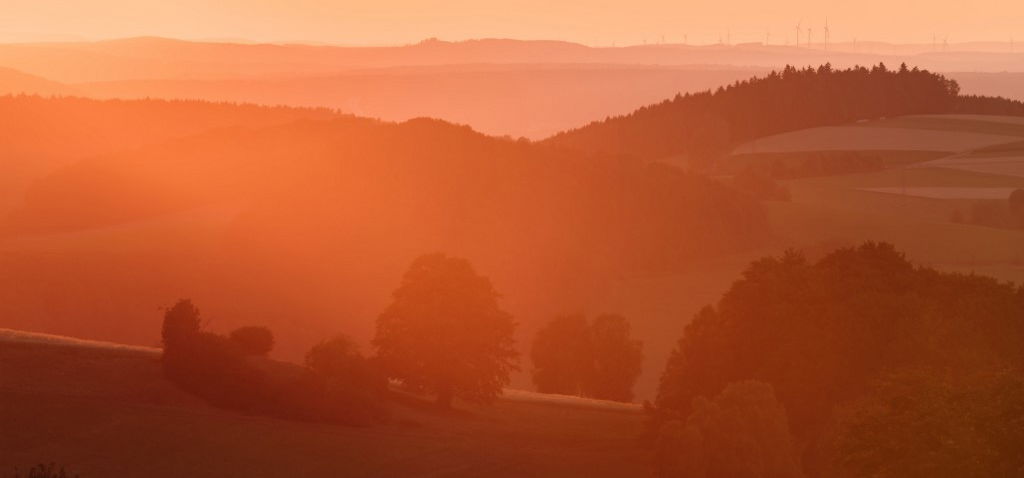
(916, 154), (1024, 178)
(858, 115), (1024, 137)
(857, 186), (1018, 199)
(732, 126), (1020, 155)
(501, 388), (643, 412)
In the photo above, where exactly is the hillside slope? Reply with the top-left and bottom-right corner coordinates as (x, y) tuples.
(544, 65), (1022, 163)
(0, 331), (645, 477)
(0, 96), (768, 400)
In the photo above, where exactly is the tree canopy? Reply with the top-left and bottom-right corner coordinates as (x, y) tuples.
(655, 242), (1024, 474)
(531, 313), (644, 402)
(547, 64), (1022, 162)
(373, 253), (519, 407)
(654, 381), (802, 478)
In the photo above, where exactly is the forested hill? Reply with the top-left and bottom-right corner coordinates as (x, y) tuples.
(544, 64), (1024, 162)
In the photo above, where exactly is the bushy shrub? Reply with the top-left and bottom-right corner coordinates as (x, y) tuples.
(162, 329), (267, 411)
(160, 300), (386, 425)
(229, 326), (274, 356)
(306, 335), (386, 393)
(161, 299), (201, 348)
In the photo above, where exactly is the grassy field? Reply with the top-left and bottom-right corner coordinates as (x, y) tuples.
(0, 335), (648, 477)
(732, 125), (1021, 154)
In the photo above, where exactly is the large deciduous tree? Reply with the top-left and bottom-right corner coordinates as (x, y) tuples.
(373, 253), (518, 408)
(531, 314), (593, 396)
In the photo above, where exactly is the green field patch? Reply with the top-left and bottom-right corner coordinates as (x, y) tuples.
(853, 115), (1024, 137)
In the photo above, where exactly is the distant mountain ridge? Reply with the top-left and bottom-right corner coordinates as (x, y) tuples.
(1, 36), (1022, 84)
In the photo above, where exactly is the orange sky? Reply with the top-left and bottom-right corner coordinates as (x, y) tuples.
(1, 0), (1021, 45)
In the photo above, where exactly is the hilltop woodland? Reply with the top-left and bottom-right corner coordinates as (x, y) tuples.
(547, 64), (1024, 166)
(652, 243), (1024, 477)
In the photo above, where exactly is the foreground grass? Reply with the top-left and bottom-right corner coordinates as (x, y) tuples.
(0, 338), (646, 478)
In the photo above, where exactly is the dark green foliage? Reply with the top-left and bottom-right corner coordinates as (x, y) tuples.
(838, 368), (1024, 478)
(160, 300), (384, 425)
(548, 64), (980, 162)
(586, 315), (644, 402)
(655, 242), (1024, 474)
(531, 313), (644, 401)
(306, 334), (388, 397)
(160, 299), (201, 349)
(531, 314), (592, 396)
(654, 381), (802, 478)
(954, 94), (1024, 116)
(229, 326), (275, 356)
(374, 253), (519, 408)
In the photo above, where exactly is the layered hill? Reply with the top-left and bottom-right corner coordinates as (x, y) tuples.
(0, 96), (768, 398)
(545, 65), (1023, 162)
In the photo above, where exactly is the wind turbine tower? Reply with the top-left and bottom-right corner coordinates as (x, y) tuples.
(795, 20), (802, 47)
(824, 18), (830, 50)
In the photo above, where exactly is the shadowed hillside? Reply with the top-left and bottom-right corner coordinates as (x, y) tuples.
(0, 331), (646, 477)
(0, 95), (344, 214)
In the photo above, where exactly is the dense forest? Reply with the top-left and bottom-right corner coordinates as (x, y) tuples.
(546, 64), (1024, 162)
(653, 243), (1024, 477)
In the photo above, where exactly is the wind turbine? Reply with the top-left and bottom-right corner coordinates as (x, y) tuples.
(808, 27), (813, 48)
(795, 20), (802, 47)
(824, 18), (830, 50)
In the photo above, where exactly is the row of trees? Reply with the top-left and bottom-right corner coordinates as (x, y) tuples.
(547, 63), (1023, 164)
(530, 314), (643, 402)
(162, 253), (644, 421)
(651, 242), (1024, 476)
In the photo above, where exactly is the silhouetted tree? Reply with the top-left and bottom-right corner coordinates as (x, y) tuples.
(159, 301), (384, 425)
(373, 253), (518, 408)
(584, 314), (644, 402)
(655, 242), (1024, 475)
(306, 334), (386, 394)
(654, 381), (802, 478)
(531, 313), (644, 401)
(531, 314), (592, 395)
(229, 326), (274, 356)
(161, 299), (201, 349)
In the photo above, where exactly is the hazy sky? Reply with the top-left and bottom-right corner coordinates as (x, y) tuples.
(1, 0), (1021, 45)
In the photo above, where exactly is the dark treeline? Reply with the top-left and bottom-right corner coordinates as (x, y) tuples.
(546, 64), (1023, 163)
(160, 253), (520, 427)
(530, 313), (643, 402)
(652, 243), (1024, 477)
